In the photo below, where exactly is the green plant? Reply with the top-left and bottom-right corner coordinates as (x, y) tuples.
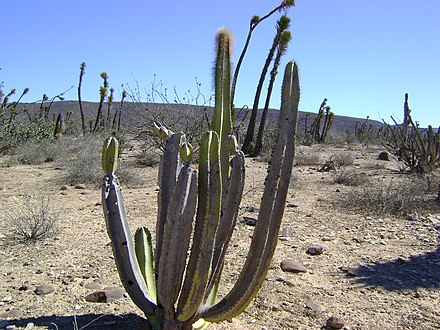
(100, 29), (300, 329)
(242, 15), (291, 153)
(253, 30), (292, 156)
(3, 195), (60, 243)
(304, 98), (334, 144)
(384, 93), (440, 174)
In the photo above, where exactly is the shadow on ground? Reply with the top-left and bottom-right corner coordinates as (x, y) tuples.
(352, 226), (440, 291)
(0, 313), (149, 330)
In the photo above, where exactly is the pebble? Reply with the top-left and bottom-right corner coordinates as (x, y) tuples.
(326, 315), (345, 329)
(34, 284), (55, 295)
(60, 185), (69, 191)
(75, 184), (87, 189)
(242, 216), (257, 226)
(286, 203), (299, 208)
(306, 245), (325, 255)
(280, 259), (307, 273)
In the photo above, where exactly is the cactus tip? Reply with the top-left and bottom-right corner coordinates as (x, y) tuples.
(102, 137), (119, 175)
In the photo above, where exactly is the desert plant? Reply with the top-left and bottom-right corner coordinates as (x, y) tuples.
(253, 30), (292, 156)
(100, 29), (300, 329)
(332, 167), (368, 186)
(230, 0), (294, 117)
(342, 177), (426, 215)
(384, 93), (440, 174)
(3, 195), (60, 243)
(241, 15), (291, 153)
(305, 98), (334, 144)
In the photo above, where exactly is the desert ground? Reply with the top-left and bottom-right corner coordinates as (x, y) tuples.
(0, 140), (439, 330)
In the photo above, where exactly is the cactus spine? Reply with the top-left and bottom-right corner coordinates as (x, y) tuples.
(101, 28), (300, 329)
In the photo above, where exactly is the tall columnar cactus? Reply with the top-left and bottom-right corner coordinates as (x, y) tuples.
(101, 28), (300, 329)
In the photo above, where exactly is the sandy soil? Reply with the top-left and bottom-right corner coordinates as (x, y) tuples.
(0, 143), (439, 330)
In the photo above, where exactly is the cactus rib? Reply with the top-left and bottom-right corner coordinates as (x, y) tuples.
(177, 131), (222, 322)
(201, 61), (300, 322)
(156, 164), (198, 315)
(156, 133), (182, 272)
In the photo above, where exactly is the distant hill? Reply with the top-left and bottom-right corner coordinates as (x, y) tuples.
(15, 100), (385, 136)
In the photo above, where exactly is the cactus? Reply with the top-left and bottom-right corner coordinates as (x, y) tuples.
(101, 29), (299, 329)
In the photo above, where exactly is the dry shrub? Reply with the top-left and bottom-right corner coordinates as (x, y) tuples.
(135, 149), (160, 167)
(3, 195), (60, 243)
(295, 152), (321, 166)
(341, 176), (427, 215)
(332, 168), (368, 186)
(331, 152), (355, 166)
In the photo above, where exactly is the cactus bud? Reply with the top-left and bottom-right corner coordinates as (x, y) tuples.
(180, 142), (193, 163)
(102, 137), (119, 175)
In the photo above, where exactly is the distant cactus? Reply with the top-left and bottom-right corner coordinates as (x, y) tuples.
(304, 98), (334, 144)
(384, 93), (440, 173)
(101, 28), (300, 329)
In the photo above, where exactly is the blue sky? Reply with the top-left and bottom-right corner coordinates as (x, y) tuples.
(1, 0), (439, 127)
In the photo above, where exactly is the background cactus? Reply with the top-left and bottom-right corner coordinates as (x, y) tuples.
(101, 28), (299, 329)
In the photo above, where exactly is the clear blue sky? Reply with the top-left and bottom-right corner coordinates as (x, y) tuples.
(1, 0), (439, 127)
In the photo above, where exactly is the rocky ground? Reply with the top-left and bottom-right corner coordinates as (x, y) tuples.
(0, 142), (439, 330)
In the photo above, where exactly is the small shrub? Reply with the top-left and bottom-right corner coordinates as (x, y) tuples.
(295, 152), (321, 166)
(135, 149), (160, 167)
(3, 195), (60, 243)
(331, 152), (355, 166)
(63, 136), (102, 186)
(10, 138), (59, 165)
(342, 177), (426, 215)
(332, 168), (368, 186)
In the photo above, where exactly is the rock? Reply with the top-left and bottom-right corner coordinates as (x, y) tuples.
(304, 299), (322, 317)
(286, 203), (299, 208)
(60, 185), (69, 191)
(103, 286), (125, 302)
(326, 315), (345, 329)
(280, 259), (307, 273)
(18, 282), (29, 291)
(85, 287), (125, 303)
(6, 325), (16, 330)
(75, 184), (87, 189)
(377, 151), (391, 161)
(244, 206), (259, 213)
(25, 323), (35, 329)
(242, 216), (257, 226)
(306, 245), (325, 255)
(85, 291), (107, 303)
(34, 284), (55, 295)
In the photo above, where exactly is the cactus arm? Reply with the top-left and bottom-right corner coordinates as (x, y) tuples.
(156, 133), (182, 271)
(176, 131), (222, 322)
(102, 176), (157, 317)
(204, 150), (245, 302)
(156, 164), (198, 315)
(134, 227), (157, 302)
(201, 61), (299, 322)
(211, 28), (233, 193)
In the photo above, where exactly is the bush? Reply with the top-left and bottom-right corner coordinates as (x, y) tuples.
(341, 177), (426, 215)
(3, 195), (60, 243)
(332, 168), (368, 186)
(0, 121), (55, 155)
